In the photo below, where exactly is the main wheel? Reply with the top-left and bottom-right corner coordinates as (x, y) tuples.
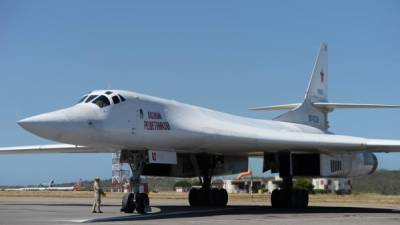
(295, 189), (308, 209)
(121, 193), (135, 213)
(215, 188), (228, 206)
(189, 187), (229, 207)
(271, 189), (279, 208)
(303, 190), (309, 208)
(271, 189), (309, 209)
(189, 188), (209, 206)
(271, 189), (287, 208)
(208, 188), (218, 206)
(189, 188), (199, 206)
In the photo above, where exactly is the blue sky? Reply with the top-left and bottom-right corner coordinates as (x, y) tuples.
(0, 1), (399, 185)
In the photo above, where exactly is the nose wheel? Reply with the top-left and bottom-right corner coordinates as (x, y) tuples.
(121, 192), (149, 214)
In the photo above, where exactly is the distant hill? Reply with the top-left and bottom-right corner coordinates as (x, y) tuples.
(70, 170), (400, 195)
(352, 170), (400, 195)
(3, 170), (399, 194)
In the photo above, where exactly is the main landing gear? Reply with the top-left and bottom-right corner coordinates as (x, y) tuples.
(120, 151), (150, 214)
(271, 177), (309, 209)
(188, 175), (228, 206)
(188, 154), (228, 207)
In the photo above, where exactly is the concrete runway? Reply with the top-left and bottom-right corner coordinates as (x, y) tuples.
(0, 197), (399, 225)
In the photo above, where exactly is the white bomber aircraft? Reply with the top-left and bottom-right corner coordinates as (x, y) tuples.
(1, 43), (400, 213)
(5, 179), (81, 192)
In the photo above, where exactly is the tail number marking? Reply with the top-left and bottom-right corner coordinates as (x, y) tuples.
(308, 115), (320, 123)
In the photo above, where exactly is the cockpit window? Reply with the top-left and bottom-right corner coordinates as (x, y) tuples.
(105, 91), (113, 95)
(119, 94), (126, 102)
(77, 95), (88, 103)
(112, 96), (120, 104)
(85, 95), (98, 103)
(92, 95), (110, 108)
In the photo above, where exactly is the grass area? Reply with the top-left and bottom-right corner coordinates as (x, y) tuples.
(1, 191), (400, 205)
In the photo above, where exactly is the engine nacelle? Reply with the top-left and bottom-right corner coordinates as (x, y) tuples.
(320, 152), (378, 177)
(264, 152), (378, 178)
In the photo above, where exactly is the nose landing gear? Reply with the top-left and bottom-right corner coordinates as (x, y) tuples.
(120, 151), (150, 214)
(121, 192), (149, 214)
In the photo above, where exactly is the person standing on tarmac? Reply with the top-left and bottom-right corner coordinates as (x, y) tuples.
(92, 177), (105, 213)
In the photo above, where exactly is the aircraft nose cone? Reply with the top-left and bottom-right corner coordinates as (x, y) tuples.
(18, 111), (69, 140)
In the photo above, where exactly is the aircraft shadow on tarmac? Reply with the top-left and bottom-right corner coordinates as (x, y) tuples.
(82, 205), (400, 223)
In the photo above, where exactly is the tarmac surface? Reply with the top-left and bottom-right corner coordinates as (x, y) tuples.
(0, 197), (400, 225)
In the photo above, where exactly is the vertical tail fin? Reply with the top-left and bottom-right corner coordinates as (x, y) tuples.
(254, 43), (399, 129)
(274, 43), (329, 130)
(305, 43), (328, 103)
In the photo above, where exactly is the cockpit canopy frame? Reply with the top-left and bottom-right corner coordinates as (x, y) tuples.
(77, 91), (126, 108)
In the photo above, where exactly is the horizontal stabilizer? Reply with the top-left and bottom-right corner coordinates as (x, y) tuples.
(250, 103), (301, 111)
(251, 102), (400, 112)
(312, 103), (400, 111)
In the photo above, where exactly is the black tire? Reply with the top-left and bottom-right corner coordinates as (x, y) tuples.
(121, 193), (135, 213)
(190, 188), (228, 207)
(291, 190), (300, 208)
(136, 193), (148, 214)
(291, 189), (308, 209)
(299, 189), (309, 209)
(271, 189), (309, 209)
(208, 188), (218, 206)
(271, 189), (280, 208)
(271, 189), (290, 208)
(197, 188), (208, 206)
(216, 188), (228, 206)
(143, 193), (150, 211)
(189, 188), (198, 206)
(135, 193), (146, 214)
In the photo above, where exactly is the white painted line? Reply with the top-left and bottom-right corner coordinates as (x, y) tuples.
(60, 207), (245, 223)
(80, 207), (246, 223)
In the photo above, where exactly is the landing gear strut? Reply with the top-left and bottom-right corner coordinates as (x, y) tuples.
(271, 177), (309, 209)
(120, 151), (150, 214)
(188, 155), (228, 207)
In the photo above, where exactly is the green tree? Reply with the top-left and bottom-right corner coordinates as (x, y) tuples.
(294, 178), (314, 192)
(173, 179), (192, 189)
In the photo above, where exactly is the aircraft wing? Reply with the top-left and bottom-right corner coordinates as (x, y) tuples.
(0, 144), (117, 154)
(199, 122), (400, 154)
(254, 132), (400, 153)
(365, 139), (400, 152)
(1, 135), (400, 156)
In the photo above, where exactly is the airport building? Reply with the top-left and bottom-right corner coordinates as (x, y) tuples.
(219, 179), (266, 194)
(266, 176), (282, 193)
(312, 178), (352, 194)
(266, 176), (352, 194)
